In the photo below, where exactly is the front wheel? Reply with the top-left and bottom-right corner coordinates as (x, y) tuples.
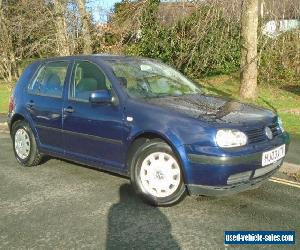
(130, 139), (186, 206)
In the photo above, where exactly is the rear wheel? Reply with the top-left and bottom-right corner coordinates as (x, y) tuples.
(12, 120), (43, 167)
(130, 139), (186, 206)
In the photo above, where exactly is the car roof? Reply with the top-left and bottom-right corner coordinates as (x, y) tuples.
(38, 54), (151, 63)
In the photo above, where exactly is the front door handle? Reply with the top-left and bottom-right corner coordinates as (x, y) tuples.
(64, 107), (75, 113)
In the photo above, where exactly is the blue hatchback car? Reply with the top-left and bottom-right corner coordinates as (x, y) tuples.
(8, 55), (290, 206)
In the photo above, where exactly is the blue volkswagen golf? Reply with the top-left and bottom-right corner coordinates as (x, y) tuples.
(8, 55), (290, 206)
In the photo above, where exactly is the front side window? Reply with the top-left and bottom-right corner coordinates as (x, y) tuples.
(29, 61), (68, 98)
(69, 61), (112, 102)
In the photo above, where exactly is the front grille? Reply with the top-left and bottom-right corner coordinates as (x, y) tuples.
(246, 120), (282, 144)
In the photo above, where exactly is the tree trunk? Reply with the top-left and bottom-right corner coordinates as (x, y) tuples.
(240, 0), (259, 100)
(77, 0), (92, 54)
(54, 0), (70, 56)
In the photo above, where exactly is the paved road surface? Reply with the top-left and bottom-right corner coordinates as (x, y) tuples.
(0, 133), (299, 249)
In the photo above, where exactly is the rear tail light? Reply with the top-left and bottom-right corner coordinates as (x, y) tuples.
(8, 95), (14, 113)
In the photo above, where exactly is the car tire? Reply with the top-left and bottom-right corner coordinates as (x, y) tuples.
(12, 120), (43, 167)
(130, 139), (186, 206)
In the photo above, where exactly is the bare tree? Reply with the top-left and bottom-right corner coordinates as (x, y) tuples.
(77, 0), (92, 54)
(0, 0), (18, 83)
(240, 0), (259, 100)
(54, 0), (70, 56)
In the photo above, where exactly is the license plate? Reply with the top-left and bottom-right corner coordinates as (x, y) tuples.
(262, 144), (285, 166)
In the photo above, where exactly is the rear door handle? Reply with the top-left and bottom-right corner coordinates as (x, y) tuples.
(64, 107), (75, 113)
(26, 100), (35, 110)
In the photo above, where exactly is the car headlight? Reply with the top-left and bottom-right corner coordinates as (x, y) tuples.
(278, 117), (285, 132)
(216, 129), (248, 148)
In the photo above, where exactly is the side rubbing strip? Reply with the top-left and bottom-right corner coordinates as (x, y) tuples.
(36, 125), (123, 145)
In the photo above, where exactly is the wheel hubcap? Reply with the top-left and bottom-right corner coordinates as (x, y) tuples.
(14, 128), (30, 159)
(140, 152), (181, 198)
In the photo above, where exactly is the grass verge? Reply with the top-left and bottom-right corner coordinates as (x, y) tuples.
(0, 83), (11, 114)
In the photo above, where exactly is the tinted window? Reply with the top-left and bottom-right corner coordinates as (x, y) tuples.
(29, 61), (68, 98)
(69, 61), (112, 102)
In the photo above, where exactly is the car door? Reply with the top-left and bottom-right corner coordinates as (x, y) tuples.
(26, 61), (70, 152)
(62, 60), (125, 169)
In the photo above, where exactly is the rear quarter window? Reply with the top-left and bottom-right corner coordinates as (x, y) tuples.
(15, 62), (40, 88)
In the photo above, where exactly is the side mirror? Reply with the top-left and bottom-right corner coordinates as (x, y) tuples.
(89, 90), (112, 104)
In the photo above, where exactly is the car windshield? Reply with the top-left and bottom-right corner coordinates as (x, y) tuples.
(104, 58), (202, 98)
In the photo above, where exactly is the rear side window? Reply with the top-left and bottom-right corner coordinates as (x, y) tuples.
(28, 61), (69, 98)
(69, 61), (112, 102)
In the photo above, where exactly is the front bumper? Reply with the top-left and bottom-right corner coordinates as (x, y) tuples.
(182, 132), (290, 196)
(187, 162), (280, 196)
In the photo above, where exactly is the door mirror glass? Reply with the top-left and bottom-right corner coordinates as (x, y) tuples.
(89, 90), (112, 104)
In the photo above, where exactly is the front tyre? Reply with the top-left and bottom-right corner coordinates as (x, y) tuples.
(130, 139), (186, 206)
(12, 120), (43, 167)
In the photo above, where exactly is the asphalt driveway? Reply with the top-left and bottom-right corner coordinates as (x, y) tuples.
(0, 132), (299, 249)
